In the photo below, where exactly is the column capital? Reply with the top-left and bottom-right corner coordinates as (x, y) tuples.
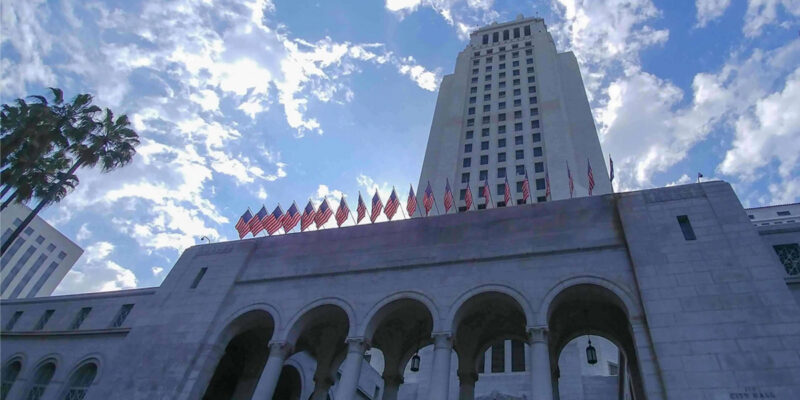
(383, 373), (405, 386)
(345, 337), (371, 353)
(457, 371), (479, 385)
(267, 341), (293, 358)
(527, 326), (549, 344)
(431, 332), (453, 349)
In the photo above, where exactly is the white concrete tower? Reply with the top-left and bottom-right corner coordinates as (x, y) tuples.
(417, 15), (611, 211)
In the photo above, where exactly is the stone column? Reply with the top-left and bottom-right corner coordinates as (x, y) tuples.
(457, 371), (478, 400)
(381, 374), (404, 400)
(427, 333), (453, 400)
(528, 327), (553, 400)
(250, 341), (292, 400)
(333, 338), (369, 400)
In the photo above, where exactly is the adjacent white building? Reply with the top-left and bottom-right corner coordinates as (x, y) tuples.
(418, 15), (611, 210)
(0, 203), (83, 299)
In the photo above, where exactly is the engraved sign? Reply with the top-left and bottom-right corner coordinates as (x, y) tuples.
(715, 387), (779, 399)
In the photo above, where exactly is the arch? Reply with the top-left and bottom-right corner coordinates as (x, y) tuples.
(447, 284), (534, 334)
(280, 297), (357, 344)
(358, 291), (440, 339)
(272, 364), (302, 400)
(60, 354), (104, 386)
(57, 358), (99, 400)
(211, 303), (281, 346)
(22, 357), (58, 400)
(1, 356), (23, 399)
(536, 275), (641, 326)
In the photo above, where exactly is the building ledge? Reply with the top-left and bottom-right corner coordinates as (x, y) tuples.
(0, 287), (157, 305)
(785, 276), (800, 285)
(1, 327), (131, 338)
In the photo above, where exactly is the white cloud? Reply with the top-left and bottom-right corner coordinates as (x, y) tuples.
(384, 0), (499, 40)
(54, 242), (138, 295)
(397, 56), (439, 91)
(386, 0), (423, 13)
(0, 1), (56, 96)
(76, 223), (91, 241)
(695, 0), (731, 27)
(666, 174), (692, 187)
(744, 0), (800, 37)
(191, 89), (221, 112)
(151, 266), (164, 276)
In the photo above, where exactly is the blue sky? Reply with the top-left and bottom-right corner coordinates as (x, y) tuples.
(1, 0), (798, 294)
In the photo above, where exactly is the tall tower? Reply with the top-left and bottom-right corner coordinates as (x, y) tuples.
(418, 16), (611, 210)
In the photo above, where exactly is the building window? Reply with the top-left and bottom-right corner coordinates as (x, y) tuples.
(515, 135), (523, 145)
(537, 195), (547, 202)
(531, 120), (540, 129)
(532, 133), (541, 142)
(491, 342), (505, 373)
(516, 165), (525, 175)
(533, 147), (543, 157)
(1, 359), (22, 399)
(499, 54), (505, 61)
(479, 170), (488, 181)
(5, 311), (22, 331)
(513, 70), (520, 76)
(483, 34), (489, 44)
(464, 143), (473, 153)
(477, 204), (486, 209)
(498, 138), (506, 148)
(499, 91), (506, 98)
(34, 310), (54, 330)
(46, 243), (56, 252)
(527, 58), (533, 64)
(511, 340), (525, 372)
(462, 173), (471, 184)
(608, 362), (619, 376)
(499, 102), (506, 110)
(503, 30), (509, 40)
(463, 158), (472, 168)
(485, 66), (492, 72)
(70, 307), (92, 330)
(514, 27), (520, 38)
(482, 128), (490, 137)
(474, 51), (480, 57)
(25, 363), (55, 400)
(23, 227), (34, 235)
(524, 25), (531, 35)
(514, 110), (522, 119)
(496, 184), (505, 196)
(530, 96), (538, 104)
(471, 77), (478, 83)
(516, 181), (524, 193)
(481, 141), (489, 150)
(677, 215), (696, 241)
(487, 49), (493, 54)
(512, 60), (519, 67)
(486, 56), (492, 63)
(514, 99), (522, 107)
(493, 32), (499, 42)
(111, 304), (134, 328)
(482, 116), (490, 124)
(535, 162), (544, 173)
(536, 178), (546, 190)
(35, 235), (45, 244)
(499, 81), (506, 89)
(467, 118), (474, 126)
(498, 113), (506, 122)
(63, 363), (98, 400)
(515, 150), (524, 160)
(528, 76), (535, 83)
(498, 125), (506, 134)
(526, 48), (532, 55)
(484, 94), (491, 101)
(513, 79), (520, 86)
(512, 51), (519, 58)
(777, 211), (791, 216)
(472, 68), (479, 75)
(466, 130), (474, 139)
(480, 155), (488, 165)
(531, 107), (539, 116)
(483, 104), (490, 112)
(470, 87), (477, 94)
(191, 267), (208, 289)
(514, 123), (523, 131)
(773, 244), (800, 275)
(499, 46), (506, 51)
(497, 168), (506, 178)
(469, 96), (476, 104)
(473, 59), (480, 65)
(468, 107), (475, 115)
(460, 189), (467, 200)
(498, 152), (506, 162)
(528, 86), (536, 93)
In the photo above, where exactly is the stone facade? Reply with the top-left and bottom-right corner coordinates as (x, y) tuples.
(2, 181), (799, 400)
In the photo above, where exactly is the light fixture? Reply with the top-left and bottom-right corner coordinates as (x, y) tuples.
(586, 336), (597, 365)
(410, 353), (421, 372)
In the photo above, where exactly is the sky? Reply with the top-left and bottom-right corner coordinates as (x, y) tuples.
(1, 0), (798, 295)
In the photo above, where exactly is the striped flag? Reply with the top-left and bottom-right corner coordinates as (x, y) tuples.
(609, 154), (614, 183)
(250, 206), (268, 236)
(407, 185), (418, 217)
(482, 178), (492, 208)
(443, 179), (454, 213)
(300, 201), (316, 232)
(315, 199), (333, 228)
(356, 192), (367, 223)
(385, 187), (400, 220)
(423, 181), (434, 216)
(335, 196), (350, 227)
(521, 171), (530, 204)
(545, 169), (551, 200)
(567, 161), (574, 199)
(283, 202), (301, 232)
(370, 190), (383, 223)
(587, 159), (595, 196)
(264, 205), (284, 235)
(235, 209), (253, 239)
(464, 183), (474, 210)
(504, 177), (512, 205)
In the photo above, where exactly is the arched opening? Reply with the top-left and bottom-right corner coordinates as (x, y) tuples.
(61, 362), (98, 400)
(547, 284), (644, 400)
(364, 298), (434, 400)
(25, 361), (55, 400)
(202, 310), (275, 400)
(272, 365), (301, 400)
(285, 304), (350, 400)
(557, 336), (623, 400)
(1, 359), (22, 399)
(452, 291), (528, 400)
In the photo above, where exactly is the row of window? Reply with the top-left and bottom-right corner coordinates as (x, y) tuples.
(462, 161), (546, 182)
(472, 58), (534, 74)
(473, 47), (534, 63)
(477, 340), (527, 373)
(474, 42), (533, 57)
(4, 303), (134, 332)
(467, 117), (540, 130)
(464, 134), (539, 152)
(458, 177), (546, 197)
(471, 67), (535, 86)
(480, 26), (533, 45)
(462, 147), (543, 167)
(1, 357), (97, 400)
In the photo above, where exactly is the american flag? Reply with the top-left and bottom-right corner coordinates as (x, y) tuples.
(264, 205), (284, 235)
(567, 161), (574, 199)
(587, 159), (595, 196)
(250, 206), (268, 236)
(235, 209), (253, 239)
(423, 181), (434, 216)
(315, 199), (332, 228)
(335, 196), (350, 227)
(283, 202), (301, 232)
(356, 193), (367, 223)
(521, 171), (530, 204)
(385, 188), (400, 220)
(504, 177), (512, 205)
(370, 190), (383, 223)
(464, 183), (473, 210)
(407, 185), (417, 217)
(609, 154), (614, 183)
(300, 200), (316, 232)
(482, 178), (492, 208)
(443, 179), (454, 213)
(545, 169), (551, 200)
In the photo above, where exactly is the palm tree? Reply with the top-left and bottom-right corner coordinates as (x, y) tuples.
(1, 109), (139, 254)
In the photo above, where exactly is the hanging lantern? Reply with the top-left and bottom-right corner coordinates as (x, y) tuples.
(586, 337), (598, 365)
(410, 353), (421, 372)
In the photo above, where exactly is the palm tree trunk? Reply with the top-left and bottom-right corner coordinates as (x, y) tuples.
(0, 196), (49, 255)
(0, 191), (18, 211)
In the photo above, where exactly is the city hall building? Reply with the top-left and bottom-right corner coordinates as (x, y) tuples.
(2, 16), (799, 400)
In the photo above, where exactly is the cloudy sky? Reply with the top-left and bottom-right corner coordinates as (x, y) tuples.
(1, 0), (798, 295)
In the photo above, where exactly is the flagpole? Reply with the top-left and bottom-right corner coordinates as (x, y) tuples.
(414, 185), (423, 217)
(433, 194), (441, 215)
(349, 200), (357, 226)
